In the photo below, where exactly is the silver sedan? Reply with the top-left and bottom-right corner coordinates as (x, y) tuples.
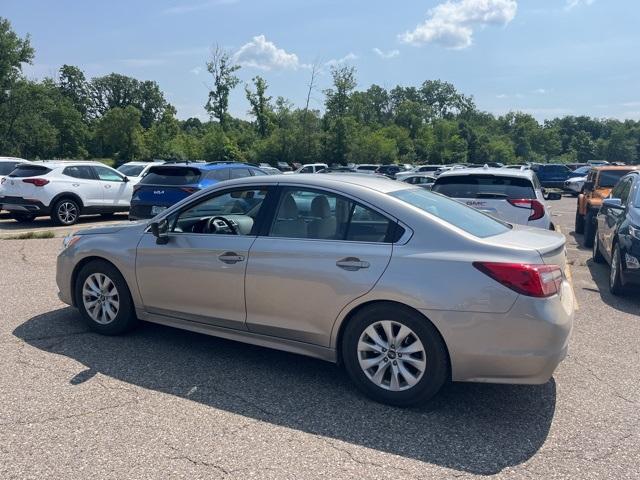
(56, 174), (574, 406)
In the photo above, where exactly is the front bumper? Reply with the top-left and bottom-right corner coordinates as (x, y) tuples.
(56, 250), (75, 306)
(425, 279), (574, 384)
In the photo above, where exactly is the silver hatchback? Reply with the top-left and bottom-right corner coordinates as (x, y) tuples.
(57, 174), (574, 406)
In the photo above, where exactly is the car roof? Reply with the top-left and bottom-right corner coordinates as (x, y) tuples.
(0, 157), (28, 162)
(436, 167), (535, 180)
(592, 165), (640, 171)
(150, 162), (255, 171)
(21, 160), (114, 168)
(212, 172), (409, 194)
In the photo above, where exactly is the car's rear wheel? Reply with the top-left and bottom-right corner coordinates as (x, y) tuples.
(609, 244), (625, 296)
(584, 210), (596, 247)
(575, 210), (585, 234)
(52, 198), (80, 226)
(74, 260), (138, 335)
(10, 213), (36, 223)
(342, 303), (448, 407)
(592, 230), (605, 264)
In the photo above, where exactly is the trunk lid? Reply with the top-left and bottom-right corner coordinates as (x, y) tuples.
(485, 225), (567, 269)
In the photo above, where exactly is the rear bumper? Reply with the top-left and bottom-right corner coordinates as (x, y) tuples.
(424, 280), (574, 385)
(128, 204), (157, 221)
(0, 196), (49, 214)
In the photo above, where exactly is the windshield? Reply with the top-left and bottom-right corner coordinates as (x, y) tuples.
(432, 175), (535, 199)
(117, 164), (145, 177)
(140, 166), (202, 185)
(389, 188), (511, 238)
(573, 166), (591, 175)
(599, 170), (634, 188)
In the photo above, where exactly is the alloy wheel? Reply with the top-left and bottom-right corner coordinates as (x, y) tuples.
(357, 320), (427, 391)
(82, 273), (120, 325)
(58, 201), (78, 224)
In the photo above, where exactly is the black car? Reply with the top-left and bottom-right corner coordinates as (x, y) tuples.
(530, 163), (573, 189)
(593, 172), (640, 294)
(374, 165), (407, 179)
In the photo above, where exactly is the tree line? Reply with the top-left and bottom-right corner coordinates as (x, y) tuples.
(1, 17), (639, 167)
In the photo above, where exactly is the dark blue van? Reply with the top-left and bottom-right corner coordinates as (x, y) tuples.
(530, 164), (573, 189)
(129, 162), (267, 220)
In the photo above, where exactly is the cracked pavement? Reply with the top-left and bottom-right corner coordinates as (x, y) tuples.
(1, 196), (639, 479)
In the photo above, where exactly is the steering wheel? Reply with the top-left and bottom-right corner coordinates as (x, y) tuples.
(206, 216), (238, 235)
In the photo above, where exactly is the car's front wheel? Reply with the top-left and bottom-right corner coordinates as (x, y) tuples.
(74, 260), (138, 335)
(592, 230), (605, 264)
(52, 198), (80, 226)
(609, 244), (625, 296)
(342, 303), (448, 407)
(584, 210), (596, 247)
(575, 210), (585, 234)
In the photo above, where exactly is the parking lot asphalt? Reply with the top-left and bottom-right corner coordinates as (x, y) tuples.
(1, 196), (639, 479)
(0, 212), (129, 238)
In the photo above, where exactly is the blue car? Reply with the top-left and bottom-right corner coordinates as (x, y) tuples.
(129, 162), (267, 220)
(530, 163), (573, 189)
(593, 171), (640, 295)
(567, 165), (591, 179)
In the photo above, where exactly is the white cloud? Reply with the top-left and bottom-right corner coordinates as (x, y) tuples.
(373, 48), (400, 59)
(324, 53), (358, 67)
(496, 93), (508, 98)
(399, 0), (517, 49)
(233, 35), (303, 70)
(162, 0), (238, 15)
(534, 88), (547, 94)
(565, 0), (595, 11)
(190, 66), (203, 75)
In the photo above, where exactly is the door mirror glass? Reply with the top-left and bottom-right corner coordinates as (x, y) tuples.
(602, 198), (624, 209)
(150, 218), (170, 244)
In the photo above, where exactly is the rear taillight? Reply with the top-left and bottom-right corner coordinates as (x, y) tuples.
(507, 198), (545, 221)
(22, 178), (49, 187)
(473, 262), (563, 298)
(181, 187), (199, 194)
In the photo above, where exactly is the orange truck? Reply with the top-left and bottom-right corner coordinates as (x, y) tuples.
(575, 165), (640, 246)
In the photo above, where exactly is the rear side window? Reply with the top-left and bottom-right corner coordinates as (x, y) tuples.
(390, 188), (510, 238)
(141, 166), (202, 185)
(206, 168), (230, 181)
(230, 168), (252, 179)
(598, 170), (634, 188)
(0, 162), (20, 175)
(63, 166), (96, 179)
(8, 165), (52, 177)
(251, 168), (268, 176)
(433, 175), (535, 199)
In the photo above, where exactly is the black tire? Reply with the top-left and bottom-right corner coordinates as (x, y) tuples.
(592, 229), (605, 264)
(51, 198), (81, 226)
(609, 244), (626, 296)
(575, 209), (585, 234)
(10, 213), (36, 223)
(74, 260), (138, 335)
(584, 210), (596, 247)
(342, 303), (448, 407)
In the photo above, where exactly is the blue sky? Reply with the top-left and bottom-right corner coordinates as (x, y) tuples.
(4, 0), (640, 122)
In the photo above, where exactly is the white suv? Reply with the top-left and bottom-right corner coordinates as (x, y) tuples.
(284, 163), (328, 174)
(432, 167), (561, 230)
(0, 161), (134, 225)
(116, 160), (165, 185)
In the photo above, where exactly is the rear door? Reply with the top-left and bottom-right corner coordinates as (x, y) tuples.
(432, 174), (535, 225)
(60, 165), (103, 206)
(244, 187), (395, 346)
(600, 177), (632, 258)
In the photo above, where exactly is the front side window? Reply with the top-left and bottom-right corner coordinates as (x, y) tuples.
(63, 165), (95, 180)
(94, 165), (125, 182)
(390, 188), (510, 238)
(300, 166), (313, 173)
(269, 188), (394, 242)
(172, 188), (268, 235)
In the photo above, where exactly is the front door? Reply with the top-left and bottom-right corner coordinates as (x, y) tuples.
(136, 186), (270, 330)
(93, 165), (133, 208)
(245, 187), (395, 346)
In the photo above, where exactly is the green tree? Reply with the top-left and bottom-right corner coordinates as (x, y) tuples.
(324, 66), (357, 165)
(57, 65), (91, 119)
(205, 46), (241, 130)
(0, 17), (34, 104)
(96, 106), (145, 162)
(245, 75), (273, 138)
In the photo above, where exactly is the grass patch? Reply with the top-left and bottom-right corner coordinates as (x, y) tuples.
(4, 230), (55, 240)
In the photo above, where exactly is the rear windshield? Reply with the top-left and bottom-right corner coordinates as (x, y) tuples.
(117, 164), (145, 177)
(599, 170), (634, 188)
(0, 162), (21, 175)
(389, 188), (511, 238)
(8, 165), (52, 177)
(432, 175), (535, 199)
(140, 166), (202, 185)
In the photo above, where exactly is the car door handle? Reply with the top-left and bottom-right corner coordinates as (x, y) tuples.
(336, 257), (370, 271)
(218, 252), (245, 264)
(104, 184), (111, 189)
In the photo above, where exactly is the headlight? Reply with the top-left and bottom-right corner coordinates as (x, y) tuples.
(629, 225), (640, 241)
(62, 234), (81, 250)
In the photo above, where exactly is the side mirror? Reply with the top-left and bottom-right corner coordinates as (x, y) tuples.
(545, 191), (562, 201)
(150, 218), (170, 245)
(602, 198), (624, 210)
(123, 176), (129, 183)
